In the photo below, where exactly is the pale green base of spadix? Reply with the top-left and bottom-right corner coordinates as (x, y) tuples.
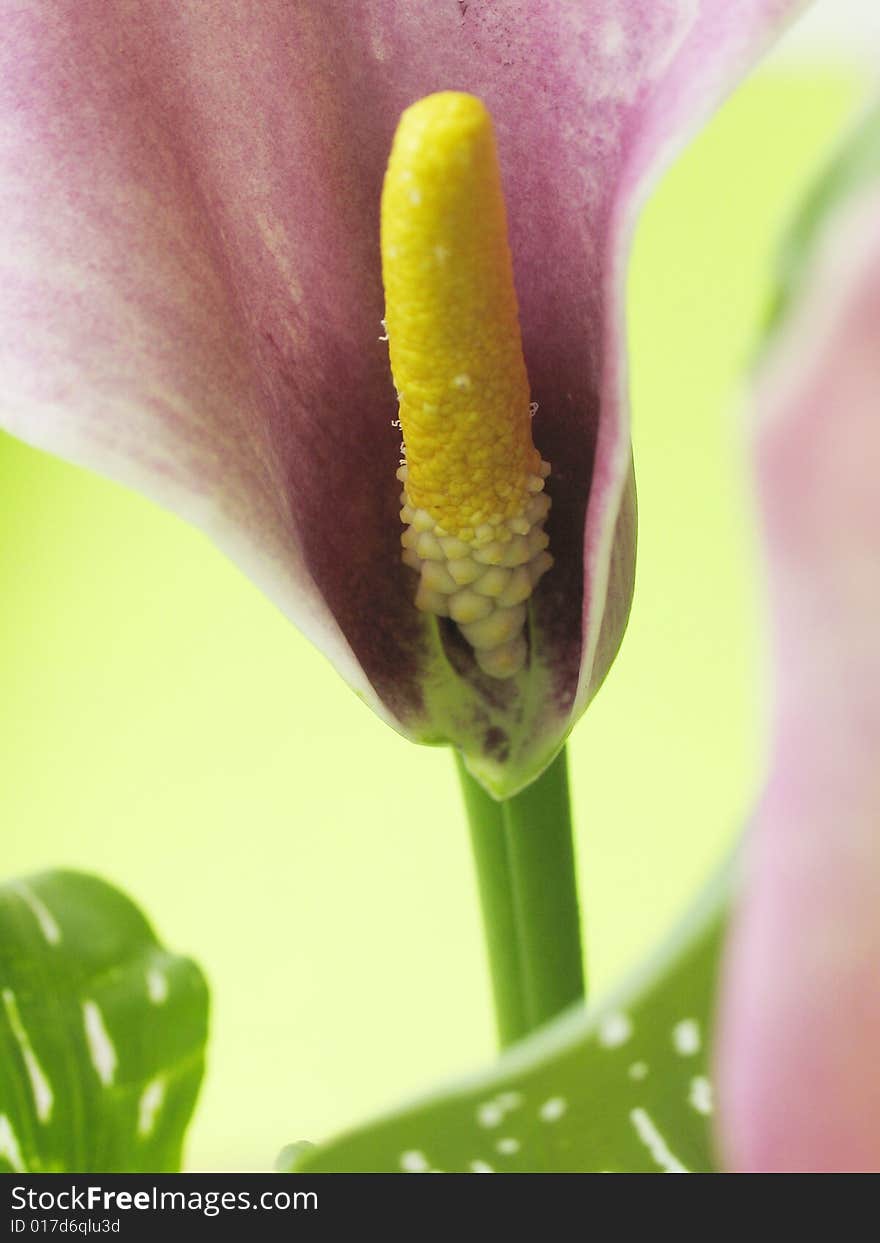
(399, 461), (553, 680)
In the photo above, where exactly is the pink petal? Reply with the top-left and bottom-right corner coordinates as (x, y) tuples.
(717, 186), (880, 1173)
(0, 1), (808, 789)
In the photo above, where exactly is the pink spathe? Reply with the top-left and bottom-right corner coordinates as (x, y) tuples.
(0, 1), (808, 792)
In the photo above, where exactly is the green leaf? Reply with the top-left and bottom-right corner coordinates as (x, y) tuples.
(764, 94), (880, 343)
(0, 870), (208, 1173)
(289, 865), (729, 1173)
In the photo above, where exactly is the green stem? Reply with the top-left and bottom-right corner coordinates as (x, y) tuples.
(457, 746), (585, 1047)
(455, 754), (528, 1045)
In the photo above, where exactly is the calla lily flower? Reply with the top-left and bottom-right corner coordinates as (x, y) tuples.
(718, 148), (880, 1172)
(0, 1), (809, 795)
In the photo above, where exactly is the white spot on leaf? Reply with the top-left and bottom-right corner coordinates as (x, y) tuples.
(598, 1011), (633, 1048)
(496, 1137), (520, 1155)
(476, 1101), (504, 1129)
(2, 990), (53, 1122)
(82, 1000), (117, 1087)
(469, 1159), (494, 1172)
(12, 883), (61, 945)
(400, 1149), (429, 1172)
(688, 1076), (713, 1116)
(629, 1108), (688, 1173)
(628, 1061), (649, 1081)
(672, 1019), (701, 1056)
(539, 1096), (567, 1122)
(147, 968), (168, 1005)
(137, 1077), (166, 1137)
(0, 1114), (25, 1172)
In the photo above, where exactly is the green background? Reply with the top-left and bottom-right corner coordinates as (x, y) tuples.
(0, 66), (866, 1171)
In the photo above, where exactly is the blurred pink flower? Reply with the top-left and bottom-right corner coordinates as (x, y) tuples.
(718, 169), (880, 1172)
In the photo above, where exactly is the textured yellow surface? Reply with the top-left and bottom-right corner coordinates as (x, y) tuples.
(381, 92), (540, 538)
